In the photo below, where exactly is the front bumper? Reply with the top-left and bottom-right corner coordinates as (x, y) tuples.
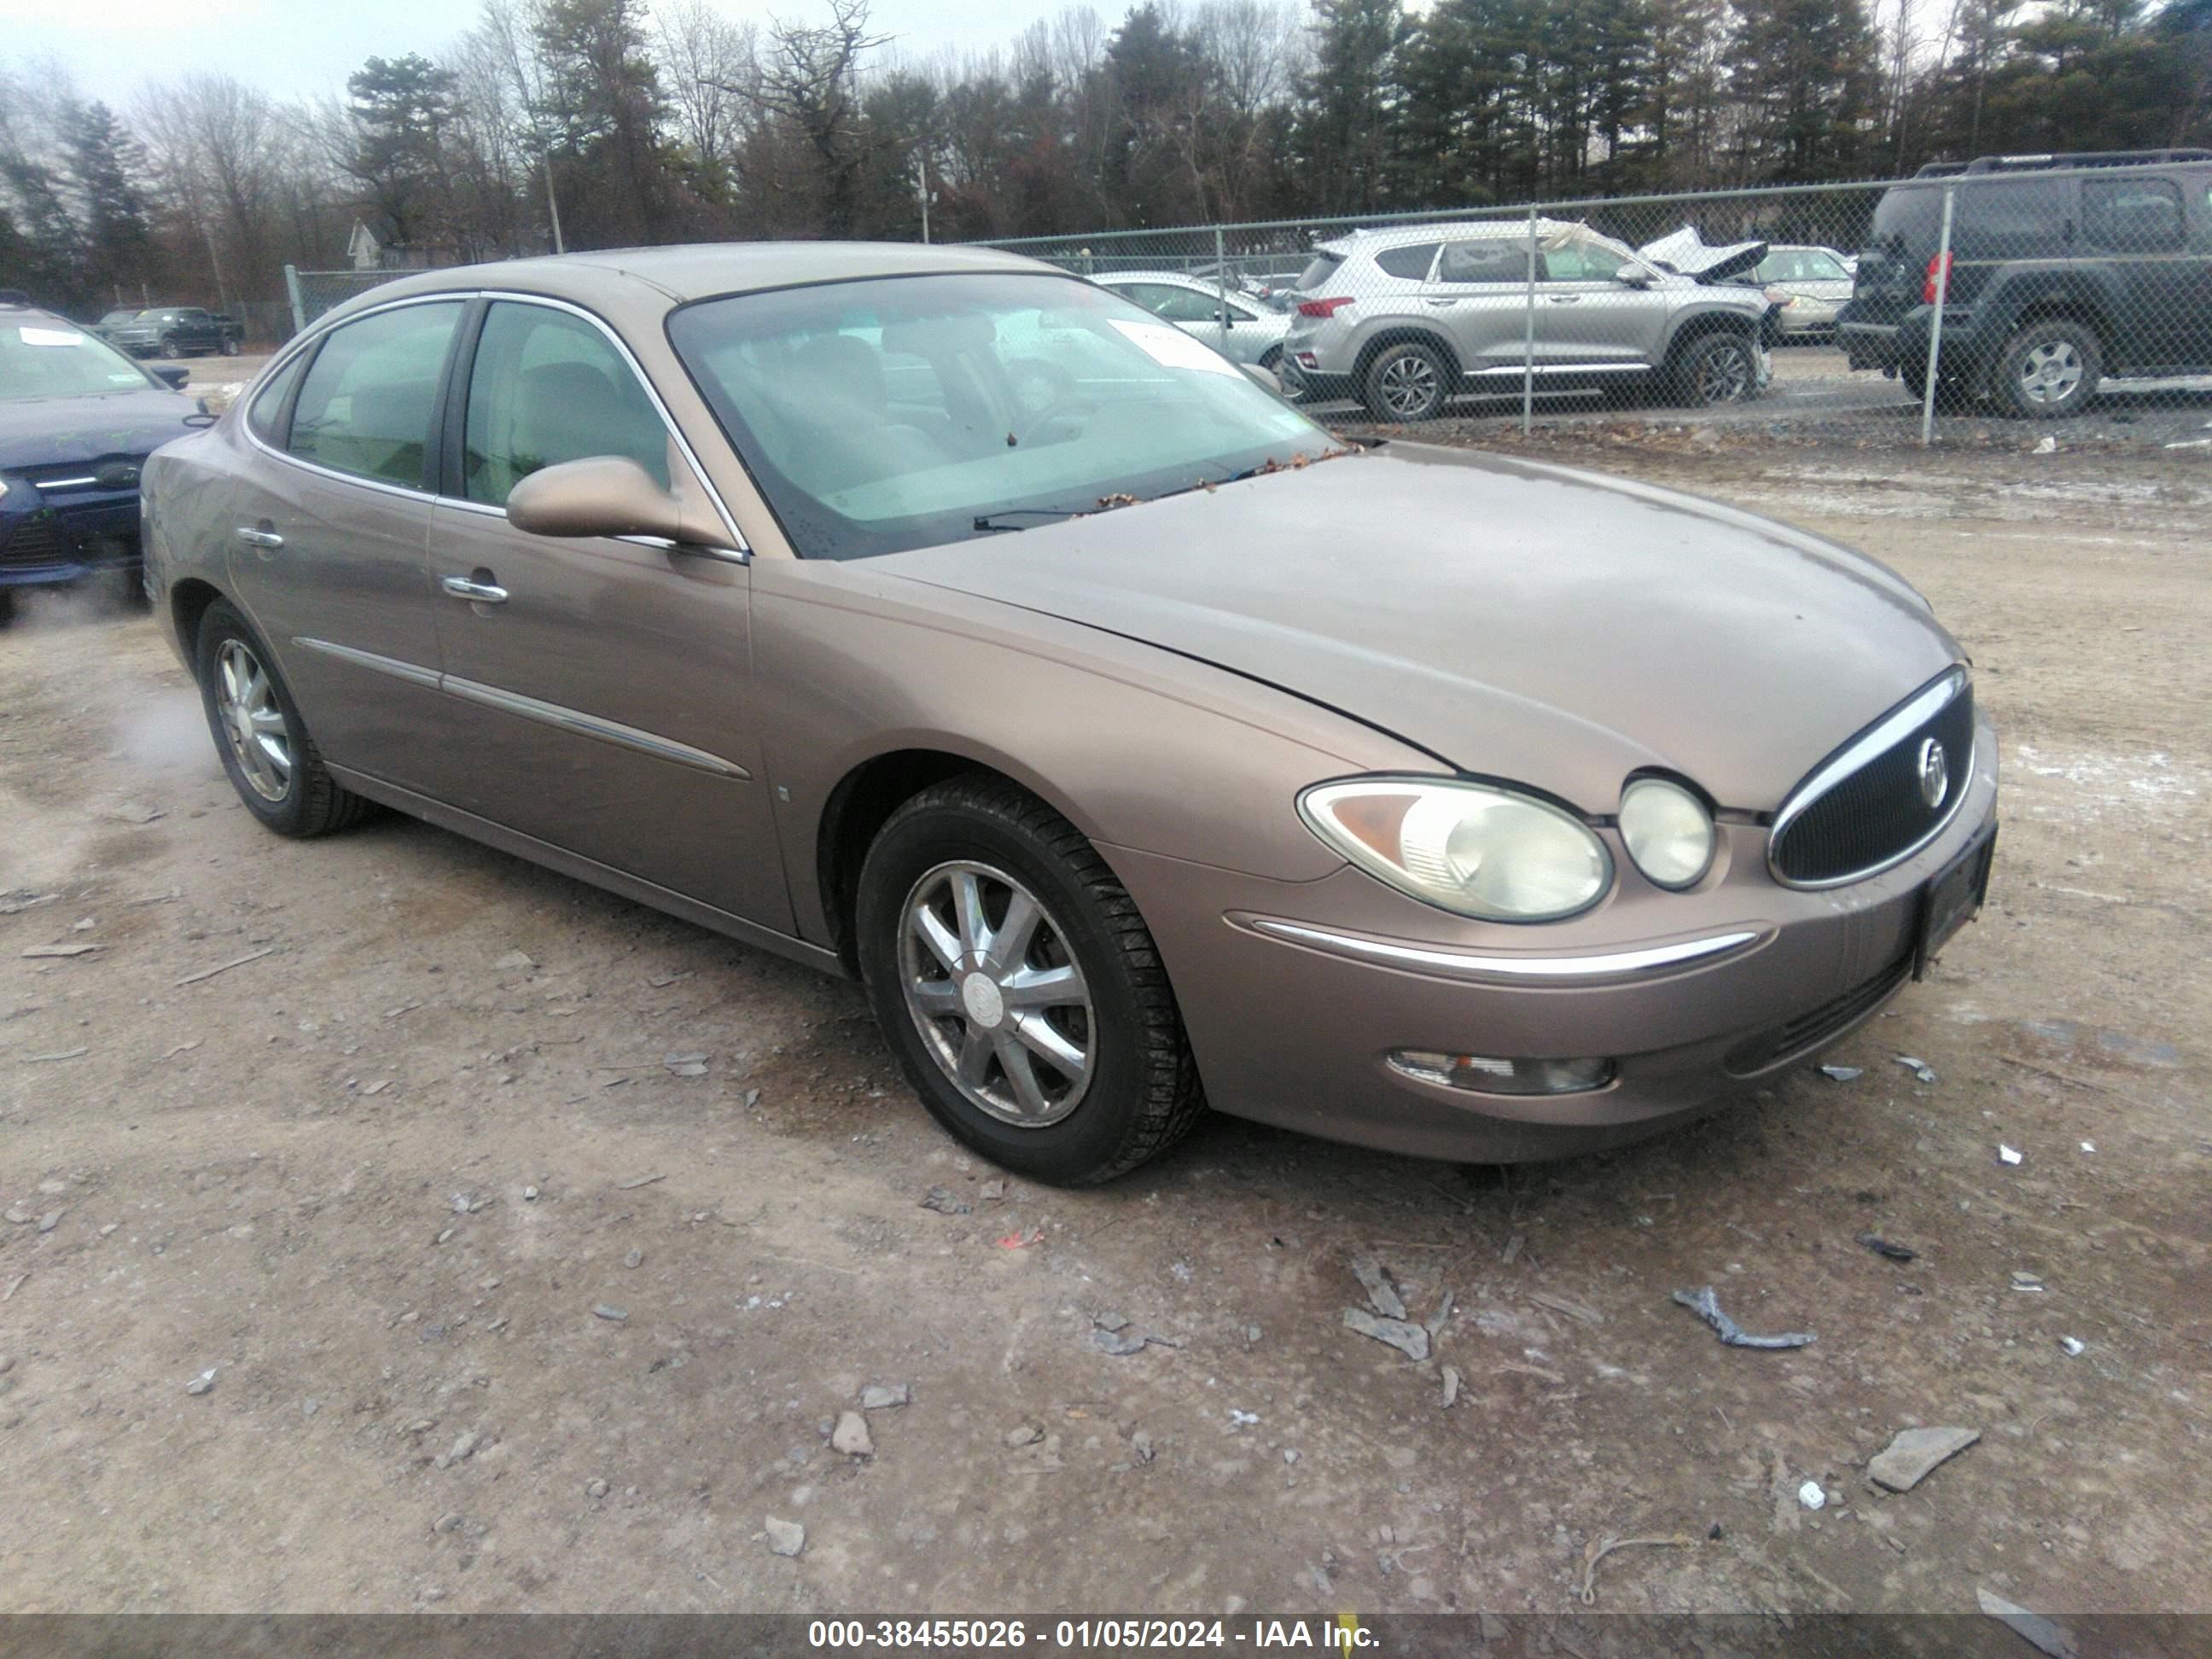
(1, 488), (143, 589)
(1106, 709), (1999, 1164)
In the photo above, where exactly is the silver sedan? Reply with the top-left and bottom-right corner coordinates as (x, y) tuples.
(1090, 271), (1295, 372)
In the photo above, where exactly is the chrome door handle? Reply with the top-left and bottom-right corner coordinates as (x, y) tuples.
(235, 527), (283, 548)
(439, 576), (508, 604)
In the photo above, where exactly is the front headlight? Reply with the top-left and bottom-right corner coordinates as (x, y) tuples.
(1300, 777), (1612, 922)
(1619, 777), (1715, 889)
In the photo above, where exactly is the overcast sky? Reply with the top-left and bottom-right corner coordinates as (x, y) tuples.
(0, 0), (1064, 113)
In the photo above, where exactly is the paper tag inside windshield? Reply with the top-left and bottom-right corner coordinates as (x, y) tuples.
(19, 327), (87, 347)
(1107, 318), (1237, 375)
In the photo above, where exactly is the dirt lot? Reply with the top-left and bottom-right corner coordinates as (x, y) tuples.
(2, 439), (2207, 1620)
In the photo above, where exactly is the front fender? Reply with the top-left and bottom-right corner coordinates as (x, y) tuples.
(749, 559), (1436, 946)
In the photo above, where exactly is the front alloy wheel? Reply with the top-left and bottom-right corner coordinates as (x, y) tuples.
(857, 775), (1203, 1185)
(1680, 334), (1757, 405)
(899, 860), (1095, 1126)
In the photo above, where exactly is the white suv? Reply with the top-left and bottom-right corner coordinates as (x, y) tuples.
(1279, 219), (1772, 420)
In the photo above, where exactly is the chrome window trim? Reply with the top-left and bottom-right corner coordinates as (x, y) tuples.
(238, 289), (749, 556)
(294, 636), (749, 779)
(1236, 916), (1763, 983)
(1767, 666), (1974, 891)
(472, 290), (748, 556)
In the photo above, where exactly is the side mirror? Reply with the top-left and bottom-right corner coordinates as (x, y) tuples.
(1613, 265), (1654, 288)
(1240, 361), (1285, 398)
(505, 456), (738, 551)
(152, 363), (189, 389)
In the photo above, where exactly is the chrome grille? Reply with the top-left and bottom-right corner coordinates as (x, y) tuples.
(1770, 670), (1974, 888)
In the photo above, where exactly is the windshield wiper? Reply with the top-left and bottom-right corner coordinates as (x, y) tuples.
(972, 506), (1088, 533)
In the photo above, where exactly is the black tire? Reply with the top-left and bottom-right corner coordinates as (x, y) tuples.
(157, 337), (181, 360)
(221, 336), (242, 357)
(195, 600), (374, 838)
(0, 590), (15, 628)
(1360, 339), (1452, 422)
(1991, 318), (2101, 420)
(1671, 331), (1760, 406)
(855, 774), (1204, 1186)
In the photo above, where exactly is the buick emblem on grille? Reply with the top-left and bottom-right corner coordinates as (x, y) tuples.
(1917, 737), (1949, 809)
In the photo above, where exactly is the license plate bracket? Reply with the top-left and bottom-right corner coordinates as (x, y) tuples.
(1913, 819), (1997, 981)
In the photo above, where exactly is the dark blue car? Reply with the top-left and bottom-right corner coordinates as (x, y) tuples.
(1, 296), (202, 620)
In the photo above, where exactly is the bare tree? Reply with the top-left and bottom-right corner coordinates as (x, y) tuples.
(714, 0), (890, 234)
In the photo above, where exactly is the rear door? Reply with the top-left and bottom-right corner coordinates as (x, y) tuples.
(419, 296), (789, 930)
(221, 299), (464, 789)
(1425, 237), (1539, 374)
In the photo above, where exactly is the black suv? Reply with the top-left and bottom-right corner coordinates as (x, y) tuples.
(1838, 149), (2212, 417)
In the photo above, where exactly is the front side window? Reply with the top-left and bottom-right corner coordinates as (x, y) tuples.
(1542, 234), (1639, 282)
(463, 302), (670, 507)
(287, 301), (463, 488)
(669, 272), (1328, 561)
(0, 321), (160, 401)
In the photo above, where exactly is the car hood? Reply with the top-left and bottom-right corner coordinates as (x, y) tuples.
(0, 387), (198, 469)
(1639, 226), (1768, 283)
(876, 445), (1961, 812)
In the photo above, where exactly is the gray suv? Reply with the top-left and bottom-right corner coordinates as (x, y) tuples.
(1279, 219), (1772, 420)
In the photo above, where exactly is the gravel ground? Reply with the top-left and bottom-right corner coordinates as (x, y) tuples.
(1, 440), (2207, 1617)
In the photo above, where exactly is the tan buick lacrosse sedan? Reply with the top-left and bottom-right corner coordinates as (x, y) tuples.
(142, 243), (1997, 1185)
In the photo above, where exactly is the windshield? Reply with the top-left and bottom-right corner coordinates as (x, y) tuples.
(668, 271), (1330, 560)
(98, 309), (143, 327)
(1294, 250), (1345, 291)
(0, 322), (158, 401)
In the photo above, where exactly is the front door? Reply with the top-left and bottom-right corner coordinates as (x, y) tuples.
(221, 299), (464, 793)
(2081, 174), (2211, 370)
(1532, 232), (1669, 366)
(420, 298), (790, 932)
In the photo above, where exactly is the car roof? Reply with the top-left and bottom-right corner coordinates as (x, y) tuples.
(321, 242), (1057, 329)
(1318, 218), (1579, 255)
(1091, 271), (1220, 286)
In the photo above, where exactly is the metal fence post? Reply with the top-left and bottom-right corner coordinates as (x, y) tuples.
(1522, 207), (1538, 437)
(1919, 184), (1956, 449)
(283, 264), (306, 337)
(1214, 224), (1229, 353)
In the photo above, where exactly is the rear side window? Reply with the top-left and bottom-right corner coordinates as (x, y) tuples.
(463, 301), (669, 507)
(1437, 241), (1531, 283)
(287, 301), (463, 489)
(2083, 178), (2185, 251)
(245, 351), (307, 444)
(1374, 243), (1440, 281)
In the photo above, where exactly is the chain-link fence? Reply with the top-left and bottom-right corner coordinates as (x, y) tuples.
(283, 266), (410, 334)
(975, 154), (2212, 446)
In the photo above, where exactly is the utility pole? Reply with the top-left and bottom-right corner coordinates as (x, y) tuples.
(544, 146), (567, 256)
(914, 149), (931, 244)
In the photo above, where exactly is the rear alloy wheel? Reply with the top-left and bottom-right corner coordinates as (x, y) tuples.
(857, 775), (1203, 1185)
(158, 337), (182, 360)
(195, 600), (373, 838)
(1361, 340), (1452, 422)
(1675, 333), (1758, 406)
(1993, 319), (2100, 420)
(221, 336), (242, 357)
